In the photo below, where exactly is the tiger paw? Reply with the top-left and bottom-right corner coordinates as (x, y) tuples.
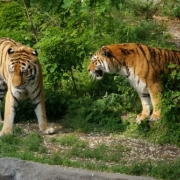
(136, 113), (149, 124)
(41, 127), (56, 135)
(149, 114), (160, 121)
(0, 129), (13, 136)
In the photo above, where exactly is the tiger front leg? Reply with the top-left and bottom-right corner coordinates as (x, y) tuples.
(32, 91), (55, 135)
(0, 90), (16, 136)
(136, 93), (151, 124)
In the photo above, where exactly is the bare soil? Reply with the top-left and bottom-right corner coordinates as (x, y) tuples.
(154, 15), (180, 47)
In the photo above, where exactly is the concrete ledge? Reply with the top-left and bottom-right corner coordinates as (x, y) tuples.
(0, 158), (156, 180)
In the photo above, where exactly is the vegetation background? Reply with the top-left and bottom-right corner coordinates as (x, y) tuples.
(0, 0), (180, 179)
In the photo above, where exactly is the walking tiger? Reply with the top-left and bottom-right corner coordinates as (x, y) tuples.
(0, 38), (55, 136)
(88, 43), (180, 123)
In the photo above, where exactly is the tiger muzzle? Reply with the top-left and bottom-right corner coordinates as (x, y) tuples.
(12, 72), (27, 88)
(95, 69), (103, 78)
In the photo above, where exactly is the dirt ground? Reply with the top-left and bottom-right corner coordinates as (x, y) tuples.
(154, 15), (180, 47)
(16, 121), (180, 165)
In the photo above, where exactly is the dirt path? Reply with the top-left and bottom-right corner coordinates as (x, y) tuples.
(17, 121), (180, 165)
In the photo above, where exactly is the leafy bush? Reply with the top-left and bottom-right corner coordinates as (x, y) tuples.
(44, 89), (68, 120)
(173, 0), (180, 18)
(0, 2), (33, 44)
(62, 93), (130, 132)
(154, 64), (180, 145)
(161, 64), (180, 122)
(13, 89), (68, 122)
(129, 0), (159, 19)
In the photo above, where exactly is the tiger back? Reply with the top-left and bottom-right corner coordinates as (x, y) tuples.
(88, 43), (180, 124)
(0, 38), (55, 136)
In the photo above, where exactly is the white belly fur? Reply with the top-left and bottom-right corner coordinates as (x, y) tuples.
(119, 67), (149, 94)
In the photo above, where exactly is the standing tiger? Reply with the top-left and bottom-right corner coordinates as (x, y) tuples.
(88, 43), (180, 124)
(0, 38), (55, 136)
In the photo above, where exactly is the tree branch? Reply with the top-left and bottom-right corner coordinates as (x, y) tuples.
(22, 0), (38, 43)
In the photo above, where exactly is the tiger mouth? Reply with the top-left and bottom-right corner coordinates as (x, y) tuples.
(95, 69), (103, 78)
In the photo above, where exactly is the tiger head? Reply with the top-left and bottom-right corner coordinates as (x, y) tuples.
(88, 44), (134, 80)
(8, 46), (39, 89)
(88, 46), (109, 80)
(88, 45), (121, 80)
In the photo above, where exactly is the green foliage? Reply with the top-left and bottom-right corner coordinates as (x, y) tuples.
(161, 64), (180, 122)
(62, 93), (130, 132)
(152, 64), (180, 145)
(44, 89), (67, 119)
(159, 0), (180, 18)
(173, 0), (180, 18)
(0, 128), (46, 159)
(23, 132), (43, 151)
(0, 2), (26, 29)
(132, 0), (159, 19)
(53, 134), (88, 148)
(69, 143), (126, 162)
(35, 33), (88, 88)
(31, 0), (171, 89)
(0, 2), (33, 44)
(112, 159), (180, 179)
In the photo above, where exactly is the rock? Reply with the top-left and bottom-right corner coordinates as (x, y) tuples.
(0, 158), (156, 180)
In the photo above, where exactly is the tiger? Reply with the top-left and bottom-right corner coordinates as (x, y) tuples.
(88, 43), (180, 124)
(0, 38), (55, 136)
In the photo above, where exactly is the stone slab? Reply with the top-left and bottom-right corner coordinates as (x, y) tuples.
(0, 158), (157, 180)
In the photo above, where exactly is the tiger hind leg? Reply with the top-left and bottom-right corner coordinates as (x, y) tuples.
(149, 84), (161, 121)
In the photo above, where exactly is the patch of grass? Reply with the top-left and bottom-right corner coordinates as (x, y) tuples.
(0, 127), (47, 162)
(22, 132), (43, 152)
(51, 134), (88, 148)
(68, 143), (126, 163)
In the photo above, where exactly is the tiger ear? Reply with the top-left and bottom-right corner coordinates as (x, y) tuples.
(8, 48), (14, 54)
(101, 46), (111, 57)
(32, 50), (38, 56)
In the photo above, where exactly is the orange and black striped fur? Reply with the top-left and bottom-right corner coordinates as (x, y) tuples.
(0, 38), (55, 136)
(88, 43), (180, 123)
